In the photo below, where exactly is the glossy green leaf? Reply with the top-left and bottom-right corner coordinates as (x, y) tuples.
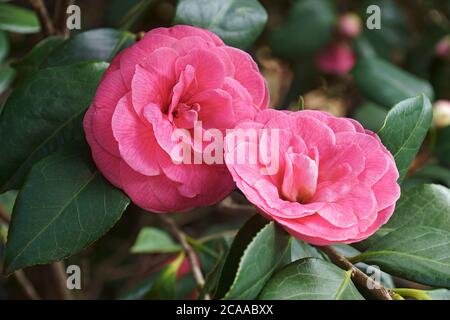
(13, 36), (64, 80)
(0, 64), (14, 94)
(362, 184), (450, 247)
(378, 94), (432, 182)
(0, 61), (108, 192)
(259, 258), (364, 300)
(383, 184), (450, 233)
(412, 165), (450, 188)
(43, 28), (135, 67)
(269, 0), (336, 58)
(147, 252), (185, 299)
(0, 30), (9, 62)
(428, 289), (450, 300)
(120, 252), (186, 300)
(174, 0), (267, 50)
(214, 215), (291, 299)
(291, 238), (327, 261)
(353, 102), (387, 132)
(353, 226), (450, 288)
(436, 126), (450, 167)
(359, 0), (409, 58)
(351, 57), (434, 108)
(0, 4), (40, 34)
(131, 227), (181, 254)
(352, 34), (377, 59)
(4, 146), (130, 273)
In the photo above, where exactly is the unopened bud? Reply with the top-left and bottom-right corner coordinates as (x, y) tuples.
(433, 100), (450, 128)
(338, 13), (363, 39)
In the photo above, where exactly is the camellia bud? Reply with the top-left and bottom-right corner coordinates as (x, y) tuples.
(337, 13), (363, 39)
(433, 100), (450, 128)
(315, 42), (356, 75)
(435, 35), (450, 60)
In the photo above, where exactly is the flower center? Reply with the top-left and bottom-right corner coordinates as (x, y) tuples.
(171, 102), (200, 129)
(280, 148), (318, 204)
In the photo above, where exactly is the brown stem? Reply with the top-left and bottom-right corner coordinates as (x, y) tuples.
(50, 261), (73, 300)
(53, 0), (74, 38)
(29, 0), (56, 36)
(159, 214), (211, 300)
(318, 246), (393, 300)
(13, 270), (42, 300)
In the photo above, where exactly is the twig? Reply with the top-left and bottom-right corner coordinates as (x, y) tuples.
(29, 0), (56, 36)
(318, 246), (393, 300)
(13, 270), (42, 300)
(159, 214), (211, 300)
(53, 0), (74, 38)
(50, 261), (73, 300)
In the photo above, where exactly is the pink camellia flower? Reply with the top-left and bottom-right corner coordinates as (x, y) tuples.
(315, 42), (356, 75)
(224, 109), (400, 245)
(83, 25), (269, 212)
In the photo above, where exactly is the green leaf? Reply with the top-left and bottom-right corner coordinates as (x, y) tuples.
(269, 0), (336, 58)
(427, 289), (450, 300)
(378, 94), (432, 182)
(147, 252), (185, 299)
(4, 146), (130, 273)
(353, 102), (387, 132)
(436, 126), (450, 167)
(0, 61), (108, 192)
(291, 238), (328, 261)
(174, 0), (267, 50)
(351, 57), (434, 108)
(0, 4), (40, 34)
(131, 227), (181, 254)
(0, 30), (9, 62)
(0, 64), (14, 94)
(412, 165), (450, 188)
(358, 0), (409, 59)
(259, 258), (364, 300)
(383, 184), (450, 233)
(42, 28), (135, 68)
(12, 36), (65, 80)
(214, 215), (291, 299)
(361, 184), (450, 247)
(353, 226), (450, 288)
(352, 34), (377, 59)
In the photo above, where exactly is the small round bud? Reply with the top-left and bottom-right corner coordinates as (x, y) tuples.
(337, 13), (363, 39)
(433, 100), (450, 128)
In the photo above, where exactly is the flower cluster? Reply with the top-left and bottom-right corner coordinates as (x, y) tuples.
(85, 25), (400, 244)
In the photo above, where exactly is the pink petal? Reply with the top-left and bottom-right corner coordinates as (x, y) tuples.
(83, 107), (122, 188)
(175, 49), (226, 93)
(223, 46), (268, 108)
(93, 69), (127, 110)
(120, 161), (184, 213)
(281, 153), (318, 203)
(111, 95), (161, 176)
(91, 105), (120, 157)
(191, 89), (235, 129)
